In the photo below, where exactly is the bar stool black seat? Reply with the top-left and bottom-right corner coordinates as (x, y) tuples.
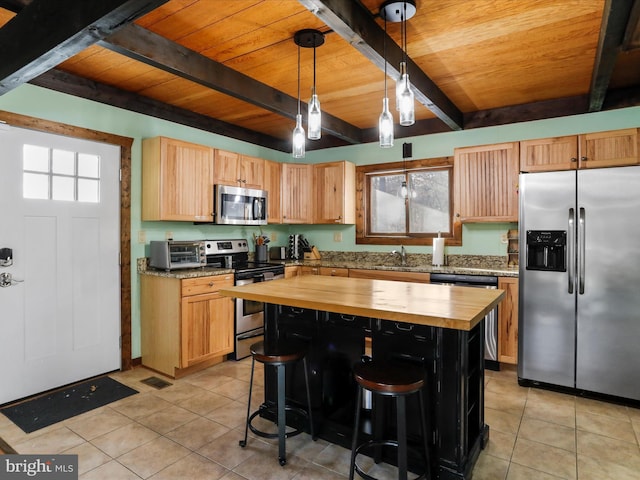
(349, 360), (431, 480)
(239, 338), (314, 466)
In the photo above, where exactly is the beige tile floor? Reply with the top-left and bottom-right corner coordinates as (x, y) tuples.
(1, 361), (640, 479)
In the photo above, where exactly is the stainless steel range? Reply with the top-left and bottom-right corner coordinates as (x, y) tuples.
(204, 239), (285, 360)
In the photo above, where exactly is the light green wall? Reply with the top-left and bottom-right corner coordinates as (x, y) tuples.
(2, 84), (639, 357)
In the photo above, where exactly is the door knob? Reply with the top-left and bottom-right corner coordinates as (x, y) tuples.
(0, 272), (23, 288)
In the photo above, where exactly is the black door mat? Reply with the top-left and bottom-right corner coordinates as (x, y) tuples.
(140, 376), (172, 389)
(0, 376), (138, 434)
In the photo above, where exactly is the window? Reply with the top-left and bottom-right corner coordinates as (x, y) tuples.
(356, 157), (461, 246)
(23, 145), (101, 202)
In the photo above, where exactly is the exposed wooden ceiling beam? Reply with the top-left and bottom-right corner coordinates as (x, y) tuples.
(29, 69), (289, 152)
(0, 0), (29, 12)
(588, 0), (636, 111)
(0, 0), (169, 95)
(297, 0), (463, 131)
(622, 0), (640, 49)
(100, 23), (362, 145)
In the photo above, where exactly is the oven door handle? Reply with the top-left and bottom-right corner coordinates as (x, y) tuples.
(237, 328), (264, 340)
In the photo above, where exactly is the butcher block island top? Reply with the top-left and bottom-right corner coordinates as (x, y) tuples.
(220, 275), (504, 331)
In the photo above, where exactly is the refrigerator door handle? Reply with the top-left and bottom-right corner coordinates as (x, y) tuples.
(578, 207), (586, 294)
(568, 208), (575, 294)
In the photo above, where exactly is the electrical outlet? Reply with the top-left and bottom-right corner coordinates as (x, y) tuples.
(165, 231), (173, 240)
(333, 232), (343, 242)
(500, 233), (508, 244)
(270, 232), (278, 242)
(137, 230), (146, 244)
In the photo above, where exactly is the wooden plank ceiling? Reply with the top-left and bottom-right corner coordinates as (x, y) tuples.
(1, 0), (639, 152)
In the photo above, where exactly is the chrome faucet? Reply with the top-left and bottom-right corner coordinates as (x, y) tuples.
(391, 245), (407, 266)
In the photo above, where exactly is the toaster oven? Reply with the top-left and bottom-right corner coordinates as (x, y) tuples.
(149, 240), (206, 270)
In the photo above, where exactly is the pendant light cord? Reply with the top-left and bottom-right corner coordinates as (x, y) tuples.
(383, 16), (387, 96)
(402, 2), (407, 65)
(297, 44), (301, 115)
(313, 45), (316, 93)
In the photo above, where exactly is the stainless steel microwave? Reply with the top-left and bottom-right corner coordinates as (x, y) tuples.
(149, 240), (206, 270)
(214, 185), (268, 225)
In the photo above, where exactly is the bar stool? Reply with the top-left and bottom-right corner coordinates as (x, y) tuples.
(239, 339), (314, 466)
(349, 360), (431, 480)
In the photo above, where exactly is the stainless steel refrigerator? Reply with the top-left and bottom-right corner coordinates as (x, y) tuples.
(518, 166), (640, 401)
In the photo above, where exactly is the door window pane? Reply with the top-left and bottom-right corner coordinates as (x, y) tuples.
(23, 145), (49, 172)
(78, 153), (100, 178)
(23, 173), (49, 199)
(52, 176), (75, 201)
(52, 149), (75, 175)
(78, 179), (100, 203)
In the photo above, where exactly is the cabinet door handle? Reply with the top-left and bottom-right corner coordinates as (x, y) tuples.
(570, 157), (577, 163)
(208, 281), (214, 287)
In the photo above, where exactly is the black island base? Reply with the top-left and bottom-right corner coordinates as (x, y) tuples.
(261, 303), (489, 480)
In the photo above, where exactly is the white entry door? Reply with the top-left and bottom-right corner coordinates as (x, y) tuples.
(0, 125), (121, 405)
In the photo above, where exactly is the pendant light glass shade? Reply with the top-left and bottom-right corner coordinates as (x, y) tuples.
(395, 61), (406, 111)
(400, 180), (408, 198)
(308, 87), (321, 140)
(398, 73), (415, 126)
(292, 113), (305, 158)
(379, 97), (394, 148)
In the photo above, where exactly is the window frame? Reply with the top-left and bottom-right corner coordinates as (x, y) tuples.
(356, 156), (462, 246)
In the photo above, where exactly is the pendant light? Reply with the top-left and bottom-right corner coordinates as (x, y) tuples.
(294, 29), (325, 142)
(378, 14), (394, 148)
(381, 1), (416, 126)
(292, 42), (305, 158)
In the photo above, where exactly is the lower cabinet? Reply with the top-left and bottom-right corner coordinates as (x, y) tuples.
(498, 277), (519, 365)
(140, 274), (234, 378)
(284, 265), (300, 278)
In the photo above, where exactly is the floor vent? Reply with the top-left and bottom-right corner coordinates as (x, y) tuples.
(140, 376), (172, 389)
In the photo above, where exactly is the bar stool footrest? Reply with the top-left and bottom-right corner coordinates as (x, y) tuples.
(352, 439), (429, 480)
(247, 404), (310, 440)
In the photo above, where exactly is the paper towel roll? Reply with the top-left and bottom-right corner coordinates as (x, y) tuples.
(432, 237), (445, 266)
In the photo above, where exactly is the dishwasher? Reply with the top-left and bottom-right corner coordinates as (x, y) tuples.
(430, 273), (500, 371)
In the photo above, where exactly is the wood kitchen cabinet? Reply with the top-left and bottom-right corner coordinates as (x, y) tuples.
(454, 142), (519, 222)
(498, 276), (518, 365)
(520, 128), (639, 172)
(320, 267), (349, 277)
(142, 136), (214, 222)
(281, 163), (313, 223)
(313, 161), (356, 224)
(299, 265), (320, 275)
(284, 265), (300, 278)
(264, 160), (282, 224)
(213, 149), (265, 189)
(140, 274), (234, 378)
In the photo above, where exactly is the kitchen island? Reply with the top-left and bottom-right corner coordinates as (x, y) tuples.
(220, 276), (504, 480)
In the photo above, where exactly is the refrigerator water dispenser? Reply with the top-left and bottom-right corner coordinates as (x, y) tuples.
(526, 230), (566, 271)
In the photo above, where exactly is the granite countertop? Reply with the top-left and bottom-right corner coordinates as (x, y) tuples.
(137, 252), (518, 279)
(284, 251), (519, 277)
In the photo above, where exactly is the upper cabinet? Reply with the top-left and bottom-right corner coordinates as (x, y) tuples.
(520, 129), (639, 172)
(454, 142), (520, 223)
(281, 163), (313, 224)
(313, 161), (356, 224)
(142, 136), (214, 222)
(213, 149), (265, 189)
(264, 160), (282, 224)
